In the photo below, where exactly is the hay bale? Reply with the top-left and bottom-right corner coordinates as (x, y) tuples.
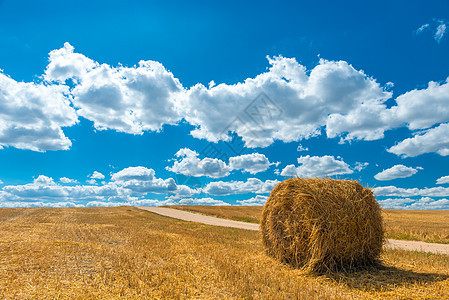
(260, 177), (384, 273)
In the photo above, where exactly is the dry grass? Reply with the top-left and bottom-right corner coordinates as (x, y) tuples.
(383, 209), (449, 244)
(0, 207), (448, 299)
(169, 205), (449, 244)
(167, 205), (262, 223)
(260, 178), (384, 272)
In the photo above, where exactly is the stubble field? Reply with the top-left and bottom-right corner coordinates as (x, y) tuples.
(0, 206), (448, 299)
(169, 205), (449, 244)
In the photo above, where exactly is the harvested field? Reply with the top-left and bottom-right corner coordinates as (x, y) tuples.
(0, 206), (448, 299)
(169, 205), (449, 244)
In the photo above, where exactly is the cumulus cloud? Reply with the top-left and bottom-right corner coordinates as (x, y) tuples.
(132, 198), (175, 207)
(203, 178), (279, 196)
(374, 185), (449, 197)
(378, 197), (449, 210)
(374, 165), (421, 181)
(384, 77), (449, 157)
(0, 71), (77, 151)
(0, 201), (84, 208)
(436, 175), (449, 185)
(84, 201), (128, 207)
(5, 43), (449, 156)
(388, 123), (449, 157)
(166, 148), (231, 178)
(327, 76), (449, 145)
(0, 167), (194, 206)
(111, 166), (176, 194)
(44, 42), (98, 83)
(168, 184), (201, 200)
(90, 171), (105, 180)
(178, 197), (230, 206)
(33, 175), (57, 186)
(181, 56), (449, 151)
(280, 155), (353, 178)
(45, 43), (183, 134)
(2, 175), (130, 203)
(0, 179), (3, 185)
(229, 153), (273, 174)
(60, 177), (78, 184)
(389, 79), (449, 131)
(237, 195), (268, 206)
(3, 42), (449, 159)
(181, 57), (392, 147)
(0, 198), (160, 208)
(167, 148), (276, 177)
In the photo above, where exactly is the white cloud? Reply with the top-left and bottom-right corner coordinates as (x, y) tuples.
(85, 201), (128, 207)
(436, 175), (449, 185)
(415, 20), (447, 43)
(178, 197), (230, 206)
(132, 198), (175, 207)
(166, 148), (231, 178)
(325, 96), (395, 142)
(204, 178), (279, 196)
(280, 155), (353, 178)
(2, 176), (130, 203)
(0, 169), (188, 206)
(0, 71), (77, 151)
(111, 166), (176, 194)
(378, 197), (449, 210)
(237, 195), (268, 206)
(296, 144), (308, 152)
(326, 74), (449, 147)
(229, 153), (273, 174)
(44, 42), (98, 83)
(416, 23), (430, 34)
(354, 162), (369, 172)
(4, 42), (449, 157)
(7, 43), (449, 155)
(167, 149), (275, 177)
(168, 184), (201, 200)
(389, 79), (449, 131)
(45, 43), (183, 134)
(374, 185), (449, 197)
(0, 199), (139, 208)
(0, 201), (84, 208)
(181, 57), (392, 147)
(34, 175), (57, 186)
(111, 166), (156, 182)
(388, 123), (449, 157)
(59, 177), (78, 184)
(435, 23), (447, 43)
(90, 171), (105, 180)
(0, 179), (3, 185)
(374, 165), (421, 181)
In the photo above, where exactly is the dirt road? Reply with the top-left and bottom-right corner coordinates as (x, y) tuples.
(139, 206), (449, 256)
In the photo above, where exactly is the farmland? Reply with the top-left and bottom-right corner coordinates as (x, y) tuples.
(169, 205), (449, 244)
(0, 206), (448, 299)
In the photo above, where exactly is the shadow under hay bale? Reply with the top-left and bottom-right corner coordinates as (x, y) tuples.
(260, 177), (384, 273)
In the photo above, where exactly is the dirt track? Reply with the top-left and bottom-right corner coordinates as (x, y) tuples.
(139, 206), (449, 256)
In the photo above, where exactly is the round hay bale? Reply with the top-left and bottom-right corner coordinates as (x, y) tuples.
(260, 177), (384, 273)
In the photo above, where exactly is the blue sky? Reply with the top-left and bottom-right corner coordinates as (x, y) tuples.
(1, 0), (449, 209)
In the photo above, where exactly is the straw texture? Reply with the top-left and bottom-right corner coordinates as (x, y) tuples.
(260, 177), (384, 273)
